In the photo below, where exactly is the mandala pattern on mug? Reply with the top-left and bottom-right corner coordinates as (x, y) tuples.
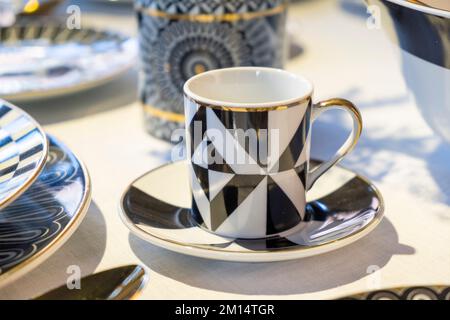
(136, 0), (286, 15)
(140, 20), (251, 116)
(137, 0), (287, 140)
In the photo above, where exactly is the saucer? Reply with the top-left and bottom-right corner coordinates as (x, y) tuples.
(0, 135), (91, 287)
(0, 22), (137, 101)
(0, 100), (48, 210)
(119, 160), (384, 262)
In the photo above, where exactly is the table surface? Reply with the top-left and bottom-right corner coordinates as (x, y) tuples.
(1, 0), (450, 300)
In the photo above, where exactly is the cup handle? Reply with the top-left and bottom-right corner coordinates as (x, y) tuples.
(306, 98), (363, 190)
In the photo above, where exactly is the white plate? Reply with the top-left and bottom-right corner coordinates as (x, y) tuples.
(0, 22), (137, 101)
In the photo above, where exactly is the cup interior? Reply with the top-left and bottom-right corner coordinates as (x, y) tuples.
(184, 67), (313, 108)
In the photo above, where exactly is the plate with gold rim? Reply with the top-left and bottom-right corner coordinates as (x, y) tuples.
(0, 135), (91, 288)
(0, 99), (48, 210)
(119, 160), (384, 263)
(0, 22), (137, 101)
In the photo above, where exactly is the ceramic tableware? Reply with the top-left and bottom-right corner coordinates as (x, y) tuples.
(119, 160), (384, 263)
(0, 99), (48, 210)
(184, 67), (362, 239)
(17, 0), (63, 16)
(340, 285), (450, 300)
(93, 0), (133, 3)
(0, 22), (137, 101)
(35, 265), (148, 300)
(0, 135), (91, 288)
(367, 0), (450, 144)
(136, 0), (289, 141)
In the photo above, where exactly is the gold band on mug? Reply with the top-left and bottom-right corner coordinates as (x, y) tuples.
(407, 0), (450, 11)
(143, 96), (311, 123)
(136, 3), (288, 23)
(185, 95), (311, 113)
(315, 98), (363, 154)
(143, 104), (185, 123)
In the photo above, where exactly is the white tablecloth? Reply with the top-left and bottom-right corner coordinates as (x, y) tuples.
(1, 0), (449, 300)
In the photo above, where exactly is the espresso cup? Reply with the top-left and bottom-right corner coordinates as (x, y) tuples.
(184, 67), (362, 239)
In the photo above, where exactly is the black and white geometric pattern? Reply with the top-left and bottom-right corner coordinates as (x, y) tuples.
(136, 0), (287, 141)
(342, 286), (450, 300)
(0, 101), (47, 209)
(120, 159), (384, 262)
(136, 0), (286, 15)
(185, 98), (312, 238)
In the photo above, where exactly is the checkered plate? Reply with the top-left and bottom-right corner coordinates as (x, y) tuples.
(0, 99), (48, 210)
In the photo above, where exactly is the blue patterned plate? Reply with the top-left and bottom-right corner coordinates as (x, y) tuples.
(0, 100), (48, 210)
(0, 135), (91, 287)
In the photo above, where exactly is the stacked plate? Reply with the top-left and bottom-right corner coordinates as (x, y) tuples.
(0, 99), (91, 288)
(0, 22), (137, 101)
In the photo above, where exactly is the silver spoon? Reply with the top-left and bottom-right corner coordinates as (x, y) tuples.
(34, 265), (148, 300)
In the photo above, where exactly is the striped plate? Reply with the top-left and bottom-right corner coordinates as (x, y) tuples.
(0, 135), (90, 288)
(0, 100), (48, 210)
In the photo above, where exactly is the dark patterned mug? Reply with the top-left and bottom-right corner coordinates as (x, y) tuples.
(184, 67), (363, 239)
(135, 0), (289, 141)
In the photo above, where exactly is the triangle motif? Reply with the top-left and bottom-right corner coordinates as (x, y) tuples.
(268, 103), (307, 171)
(209, 174), (266, 231)
(189, 164), (211, 229)
(215, 177), (268, 239)
(208, 170), (235, 201)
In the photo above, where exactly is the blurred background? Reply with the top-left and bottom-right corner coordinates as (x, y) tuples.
(1, 0), (447, 146)
(0, 0), (448, 169)
(0, 0), (446, 183)
(1, 0), (450, 300)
